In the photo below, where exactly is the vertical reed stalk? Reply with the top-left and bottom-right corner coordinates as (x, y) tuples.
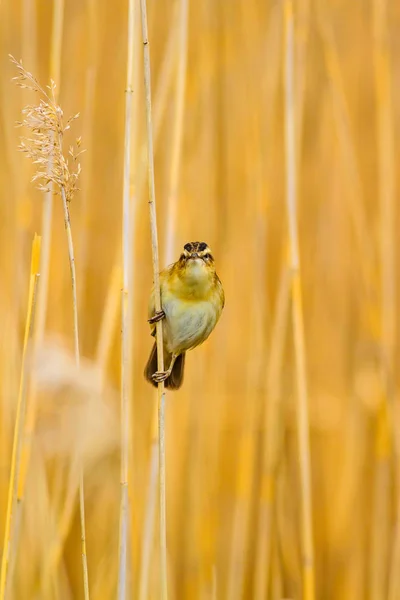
(284, 2), (315, 598)
(18, 4), (65, 561)
(7, 0), (39, 585)
(318, 18), (375, 301)
(96, 265), (122, 374)
(10, 52), (88, 595)
(164, 0), (189, 262)
(254, 265), (291, 599)
(138, 410), (158, 600)
(36, 0), (64, 339)
(139, 0), (168, 597)
(61, 186), (90, 600)
(118, 0), (135, 597)
(0, 234), (41, 600)
(372, 1), (396, 597)
(137, 7), (180, 595)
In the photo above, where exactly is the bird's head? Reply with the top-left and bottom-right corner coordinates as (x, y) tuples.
(176, 241), (216, 283)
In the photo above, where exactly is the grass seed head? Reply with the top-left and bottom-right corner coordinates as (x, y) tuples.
(9, 55), (84, 203)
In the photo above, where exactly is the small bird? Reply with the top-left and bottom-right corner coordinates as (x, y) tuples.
(145, 241), (225, 390)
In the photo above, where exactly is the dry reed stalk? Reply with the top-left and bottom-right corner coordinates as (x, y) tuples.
(254, 265), (291, 599)
(92, 16), (177, 589)
(227, 433), (255, 600)
(294, 0), (310, 157)
(13, 0), (65, 584)
(370, 402), (391, 599)
(136, 9), (181, 594)
(100, 5), (177, 350)
(96, 264), (122, 374)
(227, 6), (271, 596)
(318, 18), (376, 303)
(164, 0), (188, 262)
(41, 459), (80, 596)
(283, 2), (315, 598)
(9, 56), (89, 599)
(0, 233), (41, 599)
(98, 20), (175, 395)
(60, 117), (90, 600)
(7, 0), (39, 583)
(11, 0), (63, 575)
(371, 2), (397, 594)
(77, 0), (98, 300)
(372, 0), (396, 370)
(41, 455), (82, 596)
(35, 0), (64, 341)
(118, 0), (135, 596)
(138, 409), (158, 600)
(139, 0), (168, 597)
(138, 1), (187, 594)
(127, 9), (141, 587)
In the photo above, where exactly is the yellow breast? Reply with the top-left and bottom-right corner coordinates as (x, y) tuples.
(159, 265), (224, 354)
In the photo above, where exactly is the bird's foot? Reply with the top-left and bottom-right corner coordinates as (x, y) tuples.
(148, 309), (165, 324)
(152, 370), (170, 383)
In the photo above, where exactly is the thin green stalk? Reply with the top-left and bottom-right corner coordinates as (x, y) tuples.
(60, 187), (89, 600)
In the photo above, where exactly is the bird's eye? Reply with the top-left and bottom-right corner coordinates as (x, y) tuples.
(204, 253), (211, 260)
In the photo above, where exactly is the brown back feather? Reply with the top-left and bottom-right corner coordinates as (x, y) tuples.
(144, 343), (185, 390)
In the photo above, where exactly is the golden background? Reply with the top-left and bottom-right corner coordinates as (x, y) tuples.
(0, 0), (400, 598)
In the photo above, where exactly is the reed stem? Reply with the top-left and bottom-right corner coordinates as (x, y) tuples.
(60, 186), (89, 600)
(139, 0), (168, 596)
(284, 2), (315, 598)
(118, 0), (135, 596)
(0, 234), (41, 599)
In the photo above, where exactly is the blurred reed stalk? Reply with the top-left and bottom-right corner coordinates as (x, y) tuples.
(99, 0), (177, 389)
(13, 1), (65, 563)
(35, 0), (64, 341)
(138, 409), (159, 600)
(95, 17), (178, 593)
(8, 56), (89, 599)
(6, 0), (39, 586)
(283, 2), (315, 598)
(77, 0), (98, 299)
(164, 0), (188, 260)
(294, 0), (310, 157)
(318, 17), (376, 303)
(139, 0), (187, 596)
(0, 234), (41, 599)
(96, 265), (122, 376)
(137, 6), (181, 596)
(254, 265), (291, 599)
(60, 110), (90, 600)
(13, 0), (68, 588)
(118, 0), (135, 596)
(372, 1), (396, 598)
(139, 0), (168, 598)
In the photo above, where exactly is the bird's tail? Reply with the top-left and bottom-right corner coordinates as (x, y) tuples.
(144, 342), (185, 390)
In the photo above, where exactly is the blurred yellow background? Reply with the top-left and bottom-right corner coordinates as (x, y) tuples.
(1, 0), (400, 598)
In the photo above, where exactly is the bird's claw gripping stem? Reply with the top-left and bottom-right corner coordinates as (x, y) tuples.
(152, 370), (169, 383)
(148, 309), (165, 324)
